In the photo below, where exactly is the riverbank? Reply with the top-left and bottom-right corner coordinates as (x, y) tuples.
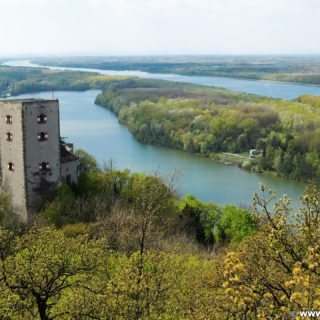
(4, 60), (320, 100)
(214, 152), (250, 165)
(31, 55), (320, 87)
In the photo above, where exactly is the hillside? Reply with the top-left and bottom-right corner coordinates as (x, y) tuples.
(0, 150), (319, 319)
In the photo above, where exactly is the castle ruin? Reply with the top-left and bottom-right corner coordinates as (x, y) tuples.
(0, 98), (78, 222)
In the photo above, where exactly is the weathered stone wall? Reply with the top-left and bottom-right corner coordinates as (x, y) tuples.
(22, 100), (61, 213)
(0, 99), (78, 222)
(0, 101), (27, 221)
(61, 160), (78, 184)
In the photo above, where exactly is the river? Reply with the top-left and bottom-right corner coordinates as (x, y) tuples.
(4, 59), (320, 99)
(8, 90), (304, 209)
(3, 60), (309, 208)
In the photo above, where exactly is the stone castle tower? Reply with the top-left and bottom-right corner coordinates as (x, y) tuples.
(0, 99), (78, 222)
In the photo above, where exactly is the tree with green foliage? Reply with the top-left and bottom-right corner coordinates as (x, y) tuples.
(219, 205), (257, 243)
(0, 186), (18, 228)
(180, 194), (222, 246)
(0, 227), (106, 320)
(220, 184), (320, 319)
(74, 148), (99, 176)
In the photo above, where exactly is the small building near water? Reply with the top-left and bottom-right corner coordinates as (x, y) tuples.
(249, 149), (258, 158)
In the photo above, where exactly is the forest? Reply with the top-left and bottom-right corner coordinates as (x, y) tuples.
(0, 149), (319, 319)
(34, 55), (320, 85)
(0, 65), (132, 97)
(95, 78), (320, 181)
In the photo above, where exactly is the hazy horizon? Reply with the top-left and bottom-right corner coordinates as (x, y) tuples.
(1, 0), (320, 57)
(2, 53), (320, 59)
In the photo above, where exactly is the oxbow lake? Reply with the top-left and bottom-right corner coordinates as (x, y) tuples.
(4, 60), (317, 208)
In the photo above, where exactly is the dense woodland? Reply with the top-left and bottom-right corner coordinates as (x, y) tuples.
(95, 78), (320, 181)
(34, 55), (320, 85)
(0, 150), (320, 319)
(0, 65), (132, 97)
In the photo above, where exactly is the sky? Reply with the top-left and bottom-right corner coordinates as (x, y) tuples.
(0, 0), (319, 56)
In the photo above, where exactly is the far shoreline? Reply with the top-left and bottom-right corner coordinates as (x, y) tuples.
(3, 59), (320, 92)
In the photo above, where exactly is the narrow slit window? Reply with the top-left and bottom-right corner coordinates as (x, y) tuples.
(6, 132), (13, 141)
(37, 114), (47, 124)
(38, 132), (48, 141)
(8, 162), (14, 171)
(6, 115), (12, 124)
(39, 162), (50, 171)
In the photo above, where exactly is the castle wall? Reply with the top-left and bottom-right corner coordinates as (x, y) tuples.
(0, 101), (28, 221)
(22, 100), (61, 213)
(61, 160), (78, 184)
(0, 98), (78, 222)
